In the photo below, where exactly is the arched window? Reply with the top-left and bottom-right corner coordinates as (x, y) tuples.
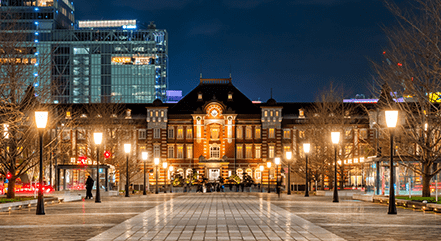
(186, 169), (193, 179)
(236, 168), (243, 180)
(177, 168), (184, 178)
(255, 169), (261, 181)
(246, 168), (252, 177)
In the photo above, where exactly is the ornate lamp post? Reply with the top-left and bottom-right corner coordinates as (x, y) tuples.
(35, 111), (48, 215)
(154, 158), (160, 194)
(286, 151), (292, 195)
(303, 143), (310, 197)
(94, 132), (103, 203)
(260, 165), (264, 192)
(275, 157), (281, 198)
(331, 132), (340, 203)
(267, 161), (272, 193)
(142, 151), (148, 195)
(169, 165), (174, 193)
(163, 162), (168, 193)
(124, 144), (131, 197)
(385, 110), (398, 215)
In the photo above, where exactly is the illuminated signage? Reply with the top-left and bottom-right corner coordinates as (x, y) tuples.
(112, 56), (154, 65)
(111, 57), (131, 64)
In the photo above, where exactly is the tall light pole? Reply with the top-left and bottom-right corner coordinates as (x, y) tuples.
(124, 144), (131, 197)
(35, 111), (48, 215)
(331, 132), (340, 203)
(275, 157), (281, 198)
(169, 165), (174, 193)
(303, 143), (310, 197)
(267, 161), (271, 193)
(385, 110), (398, 215)
(163, 162), (168, 193)
(94, 132), (103, 203)
(286, 151), (292, 195)
(142, 152), (148, 195)
(154, 158), (160, 194)
(260, 165), (264, 192)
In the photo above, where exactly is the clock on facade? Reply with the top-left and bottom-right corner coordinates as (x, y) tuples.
(211, 109), (218, 117)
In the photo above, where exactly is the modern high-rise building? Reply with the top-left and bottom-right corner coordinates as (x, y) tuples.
(0, 1), (168, 103)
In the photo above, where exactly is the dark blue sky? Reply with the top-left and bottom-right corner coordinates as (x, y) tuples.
(75, 0), (397, 102)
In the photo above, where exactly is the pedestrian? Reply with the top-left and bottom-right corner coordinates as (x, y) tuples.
(85, 175), (94, 199)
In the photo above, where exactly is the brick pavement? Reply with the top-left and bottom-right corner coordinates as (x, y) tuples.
(1, 192), (441, 240)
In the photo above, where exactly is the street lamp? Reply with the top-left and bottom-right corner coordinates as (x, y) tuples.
(124, 143), (131, 197)
(275, 157), (281, 198)
(35, 111), (48, 215)
(163, 162), (168, 193)
(94, 132), (102, 203)
(169, 165), (174, 193)
(142, 151), (148, 195)
(267, 161), (272, 193)
(260, 165), (264, 192)
(385, 110), (398, 215)
(331, 132), (340, 203)
(286, 151), (292, 195)
(154, 158), (160, 194)
(303, 143), (310, 197)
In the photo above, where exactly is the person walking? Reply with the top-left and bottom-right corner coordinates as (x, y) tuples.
(85, 175), (94, 199)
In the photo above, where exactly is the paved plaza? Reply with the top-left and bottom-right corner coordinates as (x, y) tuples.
(1, 193), (441, 240)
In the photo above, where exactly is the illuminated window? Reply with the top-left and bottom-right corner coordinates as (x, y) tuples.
(269, 146), (275, 158)
(255, 169), (261, 180)
(210, 146), (220, 159)
(246, 145), (252, 158)
(284, 146), (291, 156)
(270, 111), (273, 117)
(177, 126), (183, 139)
(255, 146), (261, 158)
(236, 145), (243, 159)
(177, 146), (183, 159)
(269, 128), (275, 138)
(210, 127), (219, 140)
(66, 111), (71, 119)
(265, 111), (268, 117)
(228, 93), (233, 100)
(283, 130), (290, 139)
(276, 111), (279, 117)
(198, 93), (202, 100)
(299, 109), (305, 118)
(186, 128), (193, 139)
(187, 145), (193, 159)
(255, 127), (261, 139)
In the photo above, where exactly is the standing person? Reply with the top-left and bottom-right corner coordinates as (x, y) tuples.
(85, 175), (94, 199)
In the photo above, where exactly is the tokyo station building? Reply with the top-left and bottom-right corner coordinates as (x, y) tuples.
(53, 78), (373, 191)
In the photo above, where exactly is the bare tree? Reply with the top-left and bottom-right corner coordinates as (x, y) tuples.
(371, 0), (441, 197)
(0, 10), (55, 198)
(303, 83), (360, 190)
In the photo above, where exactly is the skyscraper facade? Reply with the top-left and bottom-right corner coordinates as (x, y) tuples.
(0, 1), (168, 103)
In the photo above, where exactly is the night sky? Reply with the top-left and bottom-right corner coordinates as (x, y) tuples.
(74, 0), (399, 102)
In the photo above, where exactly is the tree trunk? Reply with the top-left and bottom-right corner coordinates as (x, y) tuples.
(422, 174), (432, 197)
(6, 178), (16, 199)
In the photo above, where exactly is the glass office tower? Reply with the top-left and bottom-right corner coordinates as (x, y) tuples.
(1, 1), (168, 104)
(51, 21), (168, 103)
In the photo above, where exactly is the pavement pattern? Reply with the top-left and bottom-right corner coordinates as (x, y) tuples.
(89, 194), (343, 241)
(1, 192), (441, 240)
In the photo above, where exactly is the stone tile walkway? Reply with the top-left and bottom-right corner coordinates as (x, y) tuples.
(89, 194), (345, 241)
